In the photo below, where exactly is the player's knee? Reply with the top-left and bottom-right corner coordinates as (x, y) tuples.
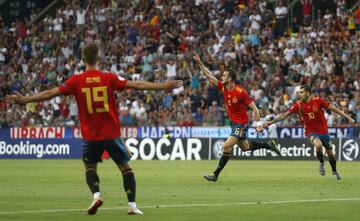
(118, 163), (131, 171)
(223, 145), (233, 153)
(238, 142), (250, 151)
(119, 164), (134, 176)
(85, 163), (97, 171)
(326, 149), (334, 157)
(315, 146), (323, 152)
(313, 140), (323, 150)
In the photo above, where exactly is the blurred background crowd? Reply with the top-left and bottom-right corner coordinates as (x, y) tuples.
(0, 0), (360, 129)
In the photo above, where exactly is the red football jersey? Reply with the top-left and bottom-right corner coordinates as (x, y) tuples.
(217, 81), (253, 124)
(288, 97), (330, 136)
(58, 70), (128, 141)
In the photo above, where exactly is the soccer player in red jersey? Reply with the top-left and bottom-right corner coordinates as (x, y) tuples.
(193, 52), (281, 182)
(265, 85), (356, 180)
(6, 43), (182, 215)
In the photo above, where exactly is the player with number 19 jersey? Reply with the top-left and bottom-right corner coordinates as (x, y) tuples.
(58, 70), (127, 141)
(288, 97), (330, 136)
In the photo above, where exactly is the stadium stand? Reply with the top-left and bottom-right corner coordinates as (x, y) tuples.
(0, 0), (359, 128)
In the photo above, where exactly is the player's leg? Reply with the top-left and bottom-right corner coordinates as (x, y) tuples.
(320, 136), (341, 180)
(83, 141), (104, 215)
(229, 122), (280, 155)
(84, 162), (103, 215)
(204, 136), (238, 182)
(204, 123), (244, 182)
(325, 148), (341, 180)
(117, 163), (143, 215)
(237, 139), (281, 156)
(308, 135), (325, 176)
(106, 138), (143, 215)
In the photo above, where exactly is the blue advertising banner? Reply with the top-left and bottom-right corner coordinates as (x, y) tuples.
(139, 127), (192, 138)
(0, 127), (353, 139)
(0, 127), (357, 160)
(191, 127), (231, 138)
(0, 138), (83, 159)
(0, 136), (359, 161)
(191, 127), (352, 139)
(277, 127), (351, 139)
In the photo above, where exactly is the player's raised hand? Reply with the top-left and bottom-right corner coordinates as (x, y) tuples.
(192, 51), (201, 63)
(5, 91), (27, 105)
(256, 125), (264, 133)
(263, 121), (270, 128)
(348, 117), (356, 125)
(164, 80), (183, 90)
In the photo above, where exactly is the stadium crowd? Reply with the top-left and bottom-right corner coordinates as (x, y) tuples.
(0, 0), (360, 129)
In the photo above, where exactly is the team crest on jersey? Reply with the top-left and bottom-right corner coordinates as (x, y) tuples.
(232, 97), (238, 103)
(235, 87), (243, 93)
(312, 106), (318, 112)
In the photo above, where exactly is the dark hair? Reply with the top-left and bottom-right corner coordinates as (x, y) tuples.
(82, 43), (99, 66)
(227, 69), (237, 82)
(300, 85), (311, 93)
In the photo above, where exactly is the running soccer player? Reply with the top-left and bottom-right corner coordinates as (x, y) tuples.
(265, 85), (356, 180)
(193, 52), (281, 182)
(5, 43), (182, 215)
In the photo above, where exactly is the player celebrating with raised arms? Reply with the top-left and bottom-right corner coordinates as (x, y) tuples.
(6, 43), (182, 215)
(193, 51), (281, 182)
(265, 85), (356, 180)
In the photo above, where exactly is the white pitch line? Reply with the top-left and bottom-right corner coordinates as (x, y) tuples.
(0, 197), (360, 215)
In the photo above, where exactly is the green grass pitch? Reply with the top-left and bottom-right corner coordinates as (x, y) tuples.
(0, 160), (360, 221)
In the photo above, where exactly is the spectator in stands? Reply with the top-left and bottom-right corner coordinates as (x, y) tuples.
(267, 116), (278, 138)
(301, 0), (312, 25)
(0, 0), (359, 130)
(274, 0), (288, 38)
(355, 4), (360, 30)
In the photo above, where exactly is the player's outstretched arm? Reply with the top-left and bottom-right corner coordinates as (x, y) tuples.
(193, 51), (218, 86)
(327, 104), (356, 125)
(265, 111), (292, 127)
(5, 87), (61, 105)
(248, 101), (263, 132)
(125, 80), (182, 90)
